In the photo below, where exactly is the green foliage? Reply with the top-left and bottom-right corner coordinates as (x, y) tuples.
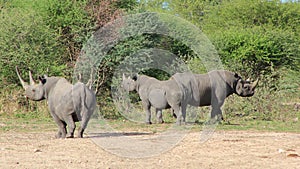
(202, 0), (300, 76)
(212, 27), (299, 75)
(114, 0), (138, 11)
(204, 0), (300, 32)
(46, 0), (94, 65)
(0, 4), (66, 87)
(0, 0), (98, 88)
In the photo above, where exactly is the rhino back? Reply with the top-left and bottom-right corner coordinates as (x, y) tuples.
(46, 78), (75, 119)
(173, 71), (231, 107)
(172, 72), (202, 106)
(73, 82), (96, 108)
(136, 75), (161, 100)
(136, 75), (181, 108)
(71, 82), (96, 120)
(46, 78), (96, 122)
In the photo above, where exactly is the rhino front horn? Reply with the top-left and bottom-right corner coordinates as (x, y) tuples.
(15, 66), (28, 89)
(252, 79), (259, 89)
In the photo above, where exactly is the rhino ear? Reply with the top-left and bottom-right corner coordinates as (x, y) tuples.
(132, 74), (138, 81)
(234, 73), (240, 79)
(251, 79), (259, 90)
(38, 76), (47, 84)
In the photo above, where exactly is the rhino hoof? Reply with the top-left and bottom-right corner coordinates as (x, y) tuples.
(66, 134), (74, 138)
(145, 122), (152, 125)
(158, 120), (164, 124)
(176, 121), (185, 126)
(56, 133), (65, 139)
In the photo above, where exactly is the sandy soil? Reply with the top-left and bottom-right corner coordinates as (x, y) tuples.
(1, 130), (300, 169)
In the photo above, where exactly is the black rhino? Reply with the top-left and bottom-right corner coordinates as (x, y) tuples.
(16, 67), (96, 138)
(122, 74), (179, 124)
(171, 70), (258, 124)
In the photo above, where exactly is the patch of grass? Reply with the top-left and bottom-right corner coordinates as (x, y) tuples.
(89, 110), (300, 133)
(0, 117), (55, 133)
(1, 114), (300, 135)
(218, 118), (300, 133)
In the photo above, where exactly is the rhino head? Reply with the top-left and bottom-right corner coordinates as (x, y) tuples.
(16, 66), (47, 101)
(235, 75), (258, 97)
(121, 74), (137, 92)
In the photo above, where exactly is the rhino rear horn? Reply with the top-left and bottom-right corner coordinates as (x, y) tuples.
(29, 70), (36, 85)
(252, 79), (259, 89)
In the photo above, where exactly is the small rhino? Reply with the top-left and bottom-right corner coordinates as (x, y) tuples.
(16, 67), (96, 138)
(121, 74), (180, 124)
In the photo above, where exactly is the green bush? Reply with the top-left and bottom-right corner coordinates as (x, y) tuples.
(0, 6), (66, 88)
(0, 0), (94, 118)
(45, 0), (94, 67)
(212, 27), (299, 75)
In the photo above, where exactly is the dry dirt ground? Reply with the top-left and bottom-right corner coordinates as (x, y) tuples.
(1, 129), (300, 169)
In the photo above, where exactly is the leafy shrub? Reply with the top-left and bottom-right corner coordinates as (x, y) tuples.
(203, 0), (300, 75)
(45, 0), (94, 68)
(212, 27), (299, 76)
(0, 6), (66, 88)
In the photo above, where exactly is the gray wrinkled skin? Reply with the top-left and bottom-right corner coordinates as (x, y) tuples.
(171, 70), (258, 124)
(121, 74), (181, 124)
(122, 71), (258, 125)
(16, 67), (96, 138)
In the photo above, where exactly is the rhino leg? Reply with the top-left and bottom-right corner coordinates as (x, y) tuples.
(181, 104), (187, 125)
(171, 108), (177, 118)
(142, 101), (152, 124)
(156, 109), (164, 124)
(78, 111), (92, 138)
(172, 105), (183, 125)
(65, 115), (76, 138)
(210, 95), (225, 121)
(55, 121), (67, 138)
(51, 113), (67, 138)
(211, 105), (223, 121)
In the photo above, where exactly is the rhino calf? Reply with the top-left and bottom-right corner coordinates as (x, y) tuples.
(16, 67), (96, 138)
(121, 74), (181, 124)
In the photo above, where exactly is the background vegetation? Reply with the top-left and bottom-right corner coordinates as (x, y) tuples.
(0, 0), (299, 130)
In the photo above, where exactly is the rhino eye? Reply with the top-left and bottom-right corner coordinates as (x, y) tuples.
(32, 89), (36, 92)
(243, 86), (250, 90)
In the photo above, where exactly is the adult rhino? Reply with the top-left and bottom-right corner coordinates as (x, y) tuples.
(121, 74), (180, 124)
(171, 70), (258, 124)
(16, 67), (96, 138)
